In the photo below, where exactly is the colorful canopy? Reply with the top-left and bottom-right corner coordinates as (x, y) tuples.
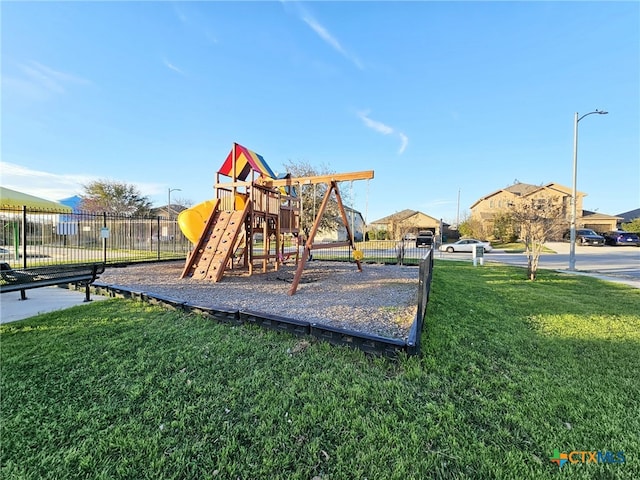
(276, 173), (298, 197)
(218, 143), (277, 181)
(0, 186), (72, 212)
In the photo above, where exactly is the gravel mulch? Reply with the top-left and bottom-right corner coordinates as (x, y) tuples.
(98, 260), (420, 340)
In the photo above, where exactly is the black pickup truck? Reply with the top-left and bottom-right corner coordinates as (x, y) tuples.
(416, 230), (434, 247)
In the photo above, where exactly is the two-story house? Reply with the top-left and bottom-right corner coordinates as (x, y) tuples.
(316, 206), (366, 242)
(470, 182), (620, 237)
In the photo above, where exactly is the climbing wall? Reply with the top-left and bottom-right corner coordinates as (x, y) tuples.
(181, 202), (250, 282)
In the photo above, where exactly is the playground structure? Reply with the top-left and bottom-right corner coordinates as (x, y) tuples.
(178, 142), (374, 295)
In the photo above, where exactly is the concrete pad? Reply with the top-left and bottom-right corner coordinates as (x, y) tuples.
(0, 287), (108, 324)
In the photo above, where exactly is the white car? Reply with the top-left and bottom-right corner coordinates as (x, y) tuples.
(439, 239), (493, 253)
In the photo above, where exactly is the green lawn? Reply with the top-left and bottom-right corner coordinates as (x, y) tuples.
(1, 261), (639, 479)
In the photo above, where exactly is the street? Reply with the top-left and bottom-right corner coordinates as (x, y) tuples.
(436, 241), (640, 284)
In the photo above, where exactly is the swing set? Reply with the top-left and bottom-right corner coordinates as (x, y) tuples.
(178, 143), (373, 295)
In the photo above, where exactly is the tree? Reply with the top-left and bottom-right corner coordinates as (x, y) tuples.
(622, 217), (640, 233)
(80, 180), (152, 216)
(507, 196), (565, 280)
(386, 217), (403, 241)
(281, 160), (347, 237)
(492, 211), (518, 243)
(370, 229), (387, 240)
(458, 220), (474, 238)
(171, 196), (194, 210)
(458, 213), (490, 240)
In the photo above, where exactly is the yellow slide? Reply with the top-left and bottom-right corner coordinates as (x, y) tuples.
(178, 195), (247, 244)
(177, 200), (218, 244)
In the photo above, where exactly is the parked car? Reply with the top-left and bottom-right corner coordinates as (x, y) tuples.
(415, 230), (434, 247)
(403, 233), (417, 241)
(567, 229), (606, 246)
(603, 230), (640, 246)
(438, 239), (493, 253)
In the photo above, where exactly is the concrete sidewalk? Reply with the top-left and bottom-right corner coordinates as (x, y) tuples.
(1, 287), (108, 324)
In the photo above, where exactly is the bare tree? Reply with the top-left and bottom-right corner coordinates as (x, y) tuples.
(508, 196), (565, 280)
(171, 196), (194, 210)
(281, 159), (346, 236)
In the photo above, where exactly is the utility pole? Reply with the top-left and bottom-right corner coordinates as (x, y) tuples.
(456, 189), (460, 229)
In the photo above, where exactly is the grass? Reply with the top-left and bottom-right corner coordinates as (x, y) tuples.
(1, 261), (639, 479)
(489, 241), (556, 253)
(490, 241), (527, 252)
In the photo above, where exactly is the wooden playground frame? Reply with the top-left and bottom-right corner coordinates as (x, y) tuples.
(181, 144), (374, 295)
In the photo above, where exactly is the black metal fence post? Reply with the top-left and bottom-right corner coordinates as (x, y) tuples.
(21, 206), (27, 268)
(102, 212), (107, 264)
(396, 241), (405, 266)
(157, 216), (161, 260)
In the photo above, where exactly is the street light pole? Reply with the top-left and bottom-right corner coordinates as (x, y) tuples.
(569, 110), (608, 271)
(168, 188), (182, 218)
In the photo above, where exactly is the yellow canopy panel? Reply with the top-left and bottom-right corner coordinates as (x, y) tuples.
(0, 186), (72, 212)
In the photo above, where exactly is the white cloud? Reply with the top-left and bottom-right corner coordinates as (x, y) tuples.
(302, 16), (345, 55)
(171, 4), (218, 46)
(0, 162), (165, 201)
(357, 110), (394, 135)
(296, 8), (363, 69)
(398, 133), (409, 154)
(3, 61), (89, 100)
(1, 162), (92, 200)
(357, 111), (409, 155)
(26, 62), (89, 89)
(20, 63), (64, 94)
(163, 58), (186, 75)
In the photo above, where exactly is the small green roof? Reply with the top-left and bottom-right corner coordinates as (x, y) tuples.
(0, 186), (72, 212)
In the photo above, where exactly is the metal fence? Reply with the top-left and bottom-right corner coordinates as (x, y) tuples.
(311, 239), (437, 266)
(406, 249), (435, 355)
(1, 207), (191, 268)
(0, 206), (437, 268)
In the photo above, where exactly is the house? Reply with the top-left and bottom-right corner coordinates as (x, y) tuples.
(152, 204), (188, 219)
(581, 210), (623, 234)
(616, 208), (640, 228)
(470, 182), (620, 237)
(316, 206), (366, 242)
(369, 210), (444, 240)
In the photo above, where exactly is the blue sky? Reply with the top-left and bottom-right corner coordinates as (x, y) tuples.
(2, 1), (638, 224)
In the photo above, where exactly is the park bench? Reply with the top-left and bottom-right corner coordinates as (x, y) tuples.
(0, 262), (106, 302)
